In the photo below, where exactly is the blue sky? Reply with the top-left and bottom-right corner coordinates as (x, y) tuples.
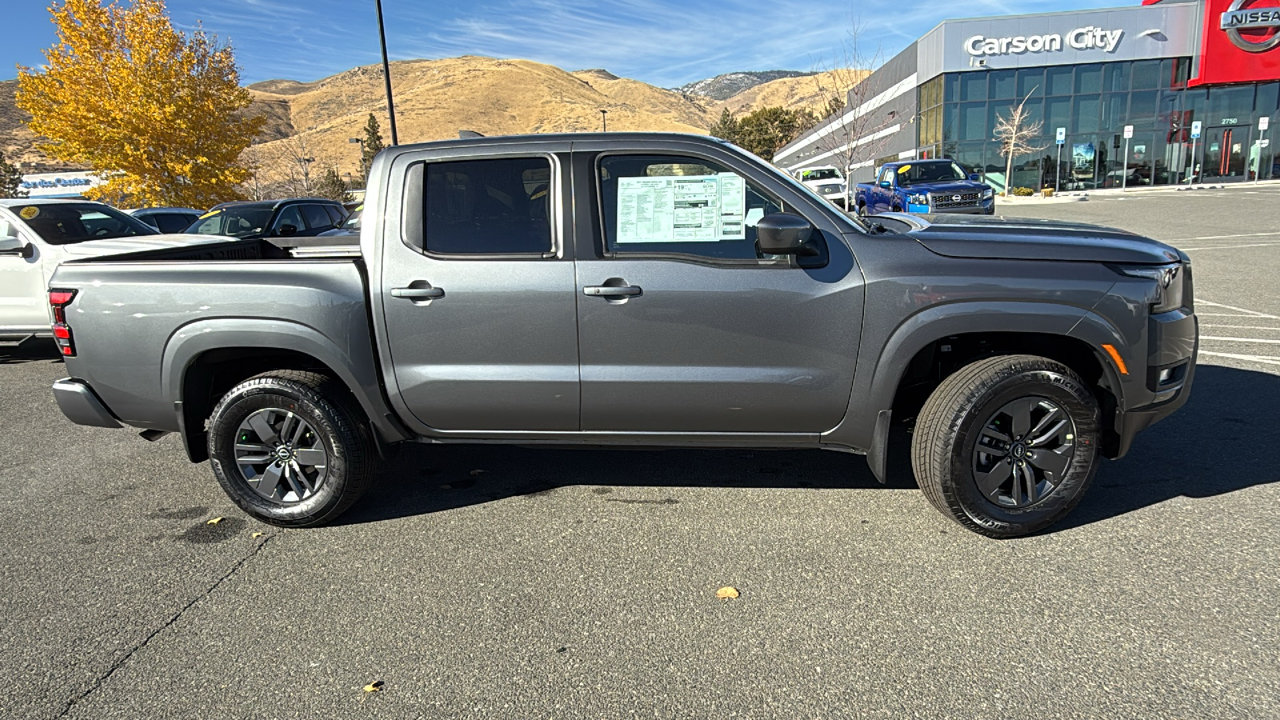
(4, 0), (1128, 88)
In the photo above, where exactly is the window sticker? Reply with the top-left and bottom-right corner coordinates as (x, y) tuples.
(198, 209), (220, 220)
(18, 206), (39, 220)
(616, 172), (746, 243)
(897, 165), (912, 174)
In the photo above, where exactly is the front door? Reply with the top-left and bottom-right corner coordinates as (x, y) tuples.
(1203, 126), (1249, 181)
(380, 153), (580, 431)
(574, 151), (863, 433)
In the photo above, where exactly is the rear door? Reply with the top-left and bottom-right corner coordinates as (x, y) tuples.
(571, 147), (864, 433)
(379, 150), (579, 431)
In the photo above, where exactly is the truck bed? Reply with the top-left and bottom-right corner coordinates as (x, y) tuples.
(62, 237), (361, 264)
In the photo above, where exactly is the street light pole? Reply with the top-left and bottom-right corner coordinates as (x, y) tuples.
(349, 137), (365, 181)
(600, 109), (608, 132)
(375, 0), (399, 146)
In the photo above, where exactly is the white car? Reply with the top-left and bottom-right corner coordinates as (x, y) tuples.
(0, 199), (227, 343)
(794, 166), (849, 209)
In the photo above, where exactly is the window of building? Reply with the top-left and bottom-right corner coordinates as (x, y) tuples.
(1046, 66), (1074, 96)
(990, 70), (1016, 100)
(1074, 64), (1103, 95)
(414, 156), (553, 255)
(1103, 63), (1130, 93)
(1208, 85), (1256, 126)
(1046, 97), (1072, 134)
(597, 155), (785, 263)
(1073, 95), (1101, 134)
(1017, 68), (1045, 100)
(1131, 60), (1161, 90)
(959, 102), (987, 141)
(959, 73), (987, 102)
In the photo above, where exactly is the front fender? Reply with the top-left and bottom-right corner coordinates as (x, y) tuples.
(820, 300), (1126, 476)
(161, 317), (410, 451)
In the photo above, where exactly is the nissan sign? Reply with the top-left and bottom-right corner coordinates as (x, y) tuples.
(966, 26), (1124, 56)
(1220, 1), (1280, 53)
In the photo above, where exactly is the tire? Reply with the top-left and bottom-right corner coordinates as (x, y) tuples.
(207, 371), (377, 527)
(911, 355), (1100, 538)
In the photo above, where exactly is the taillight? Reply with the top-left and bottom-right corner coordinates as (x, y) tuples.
(49, 289), (77, 357)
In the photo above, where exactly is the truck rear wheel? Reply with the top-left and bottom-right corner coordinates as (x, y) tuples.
(911, 355), (1100, 538)
(207, 371), (376, 527)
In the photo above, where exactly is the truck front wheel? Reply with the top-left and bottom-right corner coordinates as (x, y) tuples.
(207, 371), (377, 527)
(911, 355), (1100, 538)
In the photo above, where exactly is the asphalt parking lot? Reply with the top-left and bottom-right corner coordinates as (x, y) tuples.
(2, 185), (1278, 719)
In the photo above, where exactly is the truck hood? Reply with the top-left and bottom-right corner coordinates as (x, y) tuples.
(58, 234), (234, 258)
(902, 214), (1181, 265)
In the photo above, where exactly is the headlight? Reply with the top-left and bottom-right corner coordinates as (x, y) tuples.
(907, 193), (928, 206)
(982, 188), (994, 199)
(1116, 264), (1184, 313)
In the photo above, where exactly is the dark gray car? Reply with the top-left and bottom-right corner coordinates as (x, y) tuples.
(47, 133), (1197, 537)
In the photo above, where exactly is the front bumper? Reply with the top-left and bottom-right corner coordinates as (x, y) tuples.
(1111, 308), (1198, 457)
(906, 197), (996, 215)
(52, 378), (122, 429)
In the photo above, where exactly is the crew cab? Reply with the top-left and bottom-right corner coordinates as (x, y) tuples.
(0, 199), (227, 343)
(184, 198), (347, 241)
(48, 133), (1197, 538)
(854, 159), (994, 217)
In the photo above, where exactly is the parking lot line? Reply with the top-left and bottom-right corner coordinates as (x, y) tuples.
(1200, 325), (1280, 331)
(1196, 300), (1280, 320)
(1201, 336), (1280, 344)
(1199, 350), (1280, 366)
(1181, 242), (1280, 252)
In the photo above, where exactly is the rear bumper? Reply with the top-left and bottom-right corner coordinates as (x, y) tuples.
(52, 378), (122, 429)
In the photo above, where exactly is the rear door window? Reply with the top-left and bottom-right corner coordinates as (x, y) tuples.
(273, 206), (306, 234)
(417, 156), (553, 255)
(302, 204), (335, 232)
(154, 213), (193, 233)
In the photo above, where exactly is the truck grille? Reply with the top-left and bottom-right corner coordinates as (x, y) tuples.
(929, 191), (983, 210)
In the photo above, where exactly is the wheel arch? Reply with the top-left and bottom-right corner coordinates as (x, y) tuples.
(162, 319), (410, 463)
(823, 301), (1128, 478)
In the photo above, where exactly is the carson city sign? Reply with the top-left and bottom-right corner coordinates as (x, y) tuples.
(1221, 0), (1280, 53)
(966, 26), (1124, 56)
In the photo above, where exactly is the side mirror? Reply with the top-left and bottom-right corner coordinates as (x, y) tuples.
(879, 180), (892, 188)
(969, 173), (981, 181)
(275, 224), (298, 237)
(756, 213), (819, 256)
(0, 235), (32, 258)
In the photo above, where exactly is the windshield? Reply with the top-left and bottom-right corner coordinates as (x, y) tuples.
(187, 206), (274, 238)
(341, 206), (362, 230)
(897, 162), (969, 187)
(12, 203), (158, 245)
(800, 168), (842, 182)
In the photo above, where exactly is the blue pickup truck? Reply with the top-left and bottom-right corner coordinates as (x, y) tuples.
(854, 159), (994, 217)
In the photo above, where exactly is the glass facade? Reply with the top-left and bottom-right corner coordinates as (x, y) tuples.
(918, 59), (1280, 191)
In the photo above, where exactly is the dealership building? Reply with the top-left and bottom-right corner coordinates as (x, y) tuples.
(775, 0), (1280, 193)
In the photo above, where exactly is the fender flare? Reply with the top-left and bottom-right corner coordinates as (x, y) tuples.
(823, 301), (1127, 479)
(161, 318), (411, 459)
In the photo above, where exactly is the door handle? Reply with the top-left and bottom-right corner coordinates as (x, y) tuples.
(583, 285), (642, 297)
(391, 286), (445, 300)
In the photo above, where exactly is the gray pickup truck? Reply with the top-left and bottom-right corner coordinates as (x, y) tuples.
(49, 133), (1197, 537)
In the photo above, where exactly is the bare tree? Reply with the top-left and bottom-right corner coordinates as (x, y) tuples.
(992, 89), (1049, 195)
(274, 134), (318, 197)
(805, 25), (896, 209)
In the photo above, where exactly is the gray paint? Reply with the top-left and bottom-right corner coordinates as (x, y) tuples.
(48, 132), (1195, 480)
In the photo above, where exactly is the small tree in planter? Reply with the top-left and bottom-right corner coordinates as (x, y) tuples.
(993, 89), (1048, 196)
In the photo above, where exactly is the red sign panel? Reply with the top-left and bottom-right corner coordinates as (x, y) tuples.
(1190, 0), (1280, 86)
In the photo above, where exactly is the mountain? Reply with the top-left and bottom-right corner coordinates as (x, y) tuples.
(1, 57), (862, 185)
(675, 70), (815, 101)
(715, 70), (870, 115)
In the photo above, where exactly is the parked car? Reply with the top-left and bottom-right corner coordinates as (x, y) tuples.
(185, 198), (346, 241)
(854, 159), (994, 216)
(318, 203), (362, 238)
(793, 166), (848, 209)
(125, 207), (203, 234)
(48, 132), (1196, 538)
(0, 199), (229, 343)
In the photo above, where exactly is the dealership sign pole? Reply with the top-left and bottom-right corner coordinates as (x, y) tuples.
(1190, 121), (1202, 185)
(1122, 125), (1133, 191)
(1259, 116), (1270, 184)
(1056, 127), (1066, 191)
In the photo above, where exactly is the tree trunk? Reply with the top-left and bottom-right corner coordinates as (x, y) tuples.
(1004, 129), (1017, 196)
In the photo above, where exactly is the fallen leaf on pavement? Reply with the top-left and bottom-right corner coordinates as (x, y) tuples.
(716, 586), (740, 599)
(251, 532), (265, 538)
(206, 517), (224, 525)
(363, 680), (384, 693)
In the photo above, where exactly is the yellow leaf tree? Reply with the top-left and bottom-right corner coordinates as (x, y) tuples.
(16, 0), (263, 208)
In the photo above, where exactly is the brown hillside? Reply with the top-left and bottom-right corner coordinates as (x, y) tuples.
(713, 70), (870, 116)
